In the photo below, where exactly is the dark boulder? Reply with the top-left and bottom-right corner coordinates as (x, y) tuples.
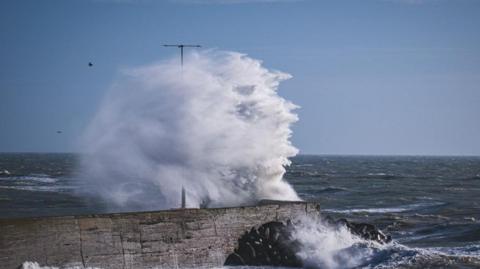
(225, 221), (303, 267)
(332, 217), (392, 244)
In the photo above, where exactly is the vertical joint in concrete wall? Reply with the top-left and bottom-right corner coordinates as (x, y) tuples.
(119, 234), (126, 269)
(77, 220), (86, 268)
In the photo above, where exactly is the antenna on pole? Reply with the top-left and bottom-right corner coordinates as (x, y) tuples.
(163, 44), (201, 67)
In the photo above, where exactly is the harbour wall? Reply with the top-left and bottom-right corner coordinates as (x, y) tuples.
(0, 201), (320, 269)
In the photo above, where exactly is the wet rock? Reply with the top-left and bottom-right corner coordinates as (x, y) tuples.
(225, 221), (303, 267)
(336, 218), (392, 244)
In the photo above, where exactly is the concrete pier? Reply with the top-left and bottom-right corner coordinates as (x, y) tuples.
(0, 202), (320, 269)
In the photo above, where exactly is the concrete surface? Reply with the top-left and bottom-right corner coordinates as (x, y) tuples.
(0, 202), (320, 269)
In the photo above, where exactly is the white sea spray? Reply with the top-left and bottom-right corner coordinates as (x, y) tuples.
(292, 216), (378, 269)
(78, 50), (300, 210)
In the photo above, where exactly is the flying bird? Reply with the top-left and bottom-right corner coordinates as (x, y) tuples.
(56, 131), (62, 134)
(88, 62), (93, 67)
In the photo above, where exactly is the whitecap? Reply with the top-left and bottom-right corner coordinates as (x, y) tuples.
(323, 202), (445, 214)
(428, 244), (480, 258)
(0, 185), (72, 192)
(0, 174), (58, 183)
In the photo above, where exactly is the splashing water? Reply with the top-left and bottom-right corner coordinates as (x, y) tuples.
(290, 215), (480, 269)
(79, 51), (300, 211)
(292, 216), (380, 269)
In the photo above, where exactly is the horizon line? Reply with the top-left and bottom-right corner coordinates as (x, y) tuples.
(0, 151), (479, 158)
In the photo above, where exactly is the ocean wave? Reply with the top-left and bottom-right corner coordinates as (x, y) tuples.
(0, 185), (72, 192)
(412, 213), (450, 220)
(289, 171), (480, 181)
(464, 174), (480, 181)
(0, 174), (58, 183)
(294, 164), (314, 167)
(291, 216), (480, 269)
(286, 171), (327, 178)
(323, 202), (446, 214)
(352, 173), (446, 181)
(316, 186), (349, 193)
(292, 183), (349, 193)
(367, 172), (397, 178)
(429, 244), (480, 258)
(366, 244), (480, 269)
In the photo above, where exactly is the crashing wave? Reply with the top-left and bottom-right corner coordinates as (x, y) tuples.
(79, 51), (300, 211)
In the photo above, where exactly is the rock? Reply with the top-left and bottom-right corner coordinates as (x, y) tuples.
(336, 218), (392, 244)
(225, 221), (303, 267)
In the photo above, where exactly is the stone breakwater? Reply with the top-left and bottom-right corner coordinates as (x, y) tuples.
(0, 202), (320, 269)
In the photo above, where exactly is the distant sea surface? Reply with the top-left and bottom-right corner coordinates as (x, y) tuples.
(1, 153), (479, 268)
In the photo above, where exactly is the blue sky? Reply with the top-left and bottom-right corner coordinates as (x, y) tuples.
(1, 0), (479, 155)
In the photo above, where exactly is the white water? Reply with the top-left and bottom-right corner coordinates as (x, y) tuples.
(290, 216), (480, 269)
(0, 174), (58, 183)
(79, 50), (300, 210)
(323, 201), (446, 214)
(292, 216), (379, 269)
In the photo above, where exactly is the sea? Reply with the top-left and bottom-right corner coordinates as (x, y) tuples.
(1, 153), (479, 268)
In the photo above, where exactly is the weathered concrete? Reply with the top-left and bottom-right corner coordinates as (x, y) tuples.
(0, 202), (320, 269)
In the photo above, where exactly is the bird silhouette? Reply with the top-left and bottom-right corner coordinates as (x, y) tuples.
(88, 62), (93, 67)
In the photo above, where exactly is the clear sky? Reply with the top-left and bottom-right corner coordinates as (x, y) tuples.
(1, 0), (479, 155)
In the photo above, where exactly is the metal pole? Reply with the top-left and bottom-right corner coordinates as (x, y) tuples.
(181, 186), (186, 208)
(163, 44), (201, 208)
(180, 45), (184, 67)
